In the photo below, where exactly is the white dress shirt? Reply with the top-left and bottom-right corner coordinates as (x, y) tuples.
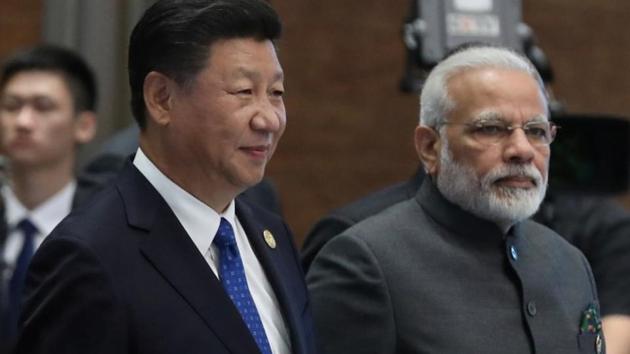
(133, 148), (290, 354)
(1, 181), (76, 285)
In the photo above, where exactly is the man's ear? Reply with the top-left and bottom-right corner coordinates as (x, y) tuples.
(414, 125), (441, 176)
(74, 111), (97, 144)
(143, 71), (175, 126)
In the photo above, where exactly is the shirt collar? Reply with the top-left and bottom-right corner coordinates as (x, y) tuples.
(2, 180), (76, 236)
(132, 147), (236, 256)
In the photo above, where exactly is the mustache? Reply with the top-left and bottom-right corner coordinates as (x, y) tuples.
(482, 164), (544, 188)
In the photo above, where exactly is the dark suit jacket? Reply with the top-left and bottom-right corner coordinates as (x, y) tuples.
(301, 168), (423, 271)
(0, 195), (6, 352)
(1, 150), (284, 352)
(15, 163), (315, 354)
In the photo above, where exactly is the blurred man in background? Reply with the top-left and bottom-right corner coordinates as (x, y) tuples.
(0, 44), (97, 350)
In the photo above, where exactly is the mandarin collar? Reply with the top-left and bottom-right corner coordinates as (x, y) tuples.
(415, 177), (511, 243)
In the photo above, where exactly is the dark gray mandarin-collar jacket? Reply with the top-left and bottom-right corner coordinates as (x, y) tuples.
(308, 179), (603, 354)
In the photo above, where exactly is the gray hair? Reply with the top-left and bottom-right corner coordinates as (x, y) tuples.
(419, 46), (547, 128)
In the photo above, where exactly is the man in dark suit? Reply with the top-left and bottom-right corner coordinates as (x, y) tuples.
(0, 45), (97, 350)
(307, 46), (603, 353)
(16, 1), (315, 353)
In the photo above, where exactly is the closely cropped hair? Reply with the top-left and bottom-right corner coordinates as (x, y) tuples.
(128, 0), (282, 129)
(419, 45), (547, 128)
(0, 44), (97, 112)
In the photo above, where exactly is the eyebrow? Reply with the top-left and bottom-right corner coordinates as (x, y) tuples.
(473, 111), (548, 124)
(1, 93), (56, 102)
(473, 111), (503, 123)
(233, 67), (284, 82)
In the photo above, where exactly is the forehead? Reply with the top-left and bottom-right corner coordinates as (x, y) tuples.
(447, 67), (547, 123)
(202, 38), (283, 79)
(2, 70), (72, 101)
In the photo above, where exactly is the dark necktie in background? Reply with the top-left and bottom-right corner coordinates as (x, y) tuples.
(2, 218), (37, 340)
(213, 217), (272, 354)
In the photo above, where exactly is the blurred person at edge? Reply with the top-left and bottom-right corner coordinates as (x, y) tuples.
(0, 44), (96, 352)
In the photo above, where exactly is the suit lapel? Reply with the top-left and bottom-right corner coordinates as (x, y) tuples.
(116, 164), (260, 354)
(236, 200), (308, 354)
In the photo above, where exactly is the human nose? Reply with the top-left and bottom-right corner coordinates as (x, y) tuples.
(14, 106), (37, 129)
(503, 128), (536, 163)
(251, 97), (284, 133)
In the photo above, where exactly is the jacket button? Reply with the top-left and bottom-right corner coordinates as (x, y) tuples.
(527, 301), (537, 316)
(509, 245), (518, 261)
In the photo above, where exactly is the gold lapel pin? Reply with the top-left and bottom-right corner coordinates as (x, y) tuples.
(263, 230), (276, 249)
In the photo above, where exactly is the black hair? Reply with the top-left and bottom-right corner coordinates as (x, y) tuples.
(0, 44), (97, 112)
(128, 0), (282, 129)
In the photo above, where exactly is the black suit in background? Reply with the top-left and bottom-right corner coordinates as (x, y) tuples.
(301, 168), (423, 271)
(0, 196), (6, 344)
(0, 182), (82, 353)
(533, 193), (630, 317)
(16, 162), (315, 354)
(302, 166), (630, 319)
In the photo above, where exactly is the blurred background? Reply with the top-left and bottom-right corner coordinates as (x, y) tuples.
(1, 0), (629, 242)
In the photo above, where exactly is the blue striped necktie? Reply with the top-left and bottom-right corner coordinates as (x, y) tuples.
(213, 217), (272, 354)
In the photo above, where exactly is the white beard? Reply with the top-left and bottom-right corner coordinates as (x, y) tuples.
(436, 139), (547, 230)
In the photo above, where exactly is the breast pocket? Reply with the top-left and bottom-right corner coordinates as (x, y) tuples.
(577, 332), (604, 354)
